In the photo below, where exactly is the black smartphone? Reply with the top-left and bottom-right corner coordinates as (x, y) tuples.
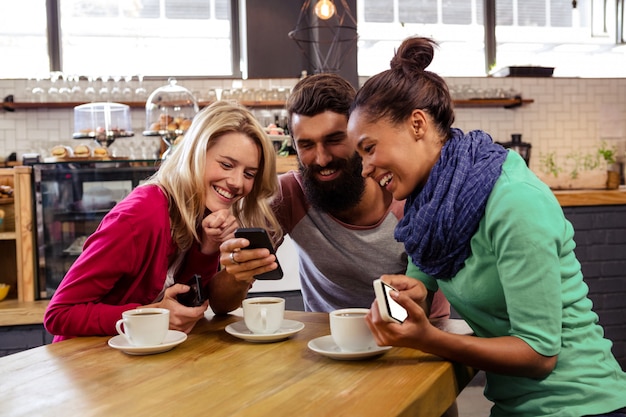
(234, 227), (284, 280)
(176, 274), (205, 307)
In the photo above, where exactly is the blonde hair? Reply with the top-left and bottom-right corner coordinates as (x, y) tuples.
(144, 101), (282, 253)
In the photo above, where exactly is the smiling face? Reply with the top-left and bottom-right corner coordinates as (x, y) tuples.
(348, 109), (441, 201)
(292, 110), (355, 177)
(203, 132), (260, 212)
(291, 110), (366, 213)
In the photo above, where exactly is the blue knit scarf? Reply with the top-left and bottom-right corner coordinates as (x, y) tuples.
(394, 128), (507, 279)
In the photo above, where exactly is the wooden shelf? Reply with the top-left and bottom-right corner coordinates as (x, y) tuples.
(0, 231), (17, 240)
(0, 167), (35, 303)
(3, 97), (534, 111)
(454, 98), (534, 108)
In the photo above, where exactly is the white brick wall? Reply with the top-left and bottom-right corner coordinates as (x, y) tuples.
(0, 78), (299, 161)
(448, 77), (626, 174)
(1, 77), (626, 175)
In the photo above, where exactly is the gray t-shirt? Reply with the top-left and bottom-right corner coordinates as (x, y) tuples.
(273, 171), (408, 312)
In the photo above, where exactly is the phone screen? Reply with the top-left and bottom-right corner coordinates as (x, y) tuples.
(234, 228), (283, 280)
(381, 281), (408, 323)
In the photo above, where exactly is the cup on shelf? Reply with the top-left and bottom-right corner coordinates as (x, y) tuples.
(29, 77), (47, 103)
(134, 74), (147, 101)
(122, 75), (134, 101)
(83, 75), (97, 102)
(47, 71), (62, 102)
(206, 89), (217, 102)
(98, 75), (110, 101)
(69, 74), (82, 99)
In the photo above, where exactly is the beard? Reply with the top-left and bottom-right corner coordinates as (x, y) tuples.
(300, 152), (366, 215)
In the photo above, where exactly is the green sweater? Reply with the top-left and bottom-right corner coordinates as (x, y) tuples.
(409, 152), (626, 417)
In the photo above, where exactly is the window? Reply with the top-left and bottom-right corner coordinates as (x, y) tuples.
(2, 1), (625, 80)
(0, 0), (240, 79)
(357, 0), (626, 77)
(0, 1), (49, 79)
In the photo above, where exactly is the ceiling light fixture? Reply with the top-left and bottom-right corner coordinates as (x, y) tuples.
(289, 0), (358, 74)
(314, 0), (336, 20)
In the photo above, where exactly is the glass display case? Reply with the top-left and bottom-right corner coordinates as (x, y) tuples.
(31, 159), (160, 299)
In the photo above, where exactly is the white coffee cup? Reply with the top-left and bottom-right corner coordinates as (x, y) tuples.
(242, 297), (285, 334)
(330, 308), (377, 352)
(115, 308), (170, 347)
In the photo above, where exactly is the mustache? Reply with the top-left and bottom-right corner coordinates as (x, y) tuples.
(300, 160), (346, 176)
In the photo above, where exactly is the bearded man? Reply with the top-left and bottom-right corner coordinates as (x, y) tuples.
(272, 73), (449, 316)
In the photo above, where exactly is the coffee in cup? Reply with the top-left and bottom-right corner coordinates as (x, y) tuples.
(329, 308), (376, 352)
(115, 308), (170, 346)
(242, 297), (285, 334)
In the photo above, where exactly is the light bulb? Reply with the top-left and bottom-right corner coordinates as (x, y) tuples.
(314, 0), (336, 20)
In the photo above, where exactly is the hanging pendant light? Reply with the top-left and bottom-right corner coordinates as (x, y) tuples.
(289, 0), (358, 74)
(314, 0), (336, 20)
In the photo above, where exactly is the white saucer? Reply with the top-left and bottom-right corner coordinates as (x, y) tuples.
(307, 335), (392, 360)
(108, 330), (187, 355)
(225, 319), (305, 343)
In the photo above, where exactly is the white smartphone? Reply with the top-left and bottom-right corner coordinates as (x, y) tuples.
(373, 278), (408, 323)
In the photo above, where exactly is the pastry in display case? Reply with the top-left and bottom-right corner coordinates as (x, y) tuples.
(31, 160), (160, 299)
(142, 78), (199, 156)
(72, 102), (134, 148)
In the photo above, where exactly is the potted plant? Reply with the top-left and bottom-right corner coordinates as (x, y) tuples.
(598, 142), (620, 189)
(537, 143), (617, 190)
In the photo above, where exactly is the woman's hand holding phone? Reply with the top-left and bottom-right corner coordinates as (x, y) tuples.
(233, 228), (283, 280)
(373, 278), (408, 323)
(367, 276), (436, 352)
(219, 229), (283, 282)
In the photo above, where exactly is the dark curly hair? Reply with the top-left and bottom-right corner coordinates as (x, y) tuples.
(286, 73), (356, 132)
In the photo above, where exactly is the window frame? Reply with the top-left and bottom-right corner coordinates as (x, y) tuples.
(357, 0), (626, 78)
(44, 0), (242, 79)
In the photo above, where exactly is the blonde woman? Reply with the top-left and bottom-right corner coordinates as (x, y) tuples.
(45, 101), (282, 342)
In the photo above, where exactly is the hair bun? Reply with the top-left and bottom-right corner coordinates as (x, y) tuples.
(390, 37), (436, 75)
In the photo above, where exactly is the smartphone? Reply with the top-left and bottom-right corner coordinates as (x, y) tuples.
(176, 274), (205, 307)
(234, 227), (283, 280)
(373, 278), (408, 323)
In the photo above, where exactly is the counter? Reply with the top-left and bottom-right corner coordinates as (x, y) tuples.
(0, 300), (48, 326)
(552, 187), (626, 207)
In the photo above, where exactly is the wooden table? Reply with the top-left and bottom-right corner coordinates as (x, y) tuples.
(0, 310), (475, 417)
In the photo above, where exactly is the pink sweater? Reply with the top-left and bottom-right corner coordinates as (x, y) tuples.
(44, 185), (219, 342)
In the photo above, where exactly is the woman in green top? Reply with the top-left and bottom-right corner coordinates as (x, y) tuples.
(348, 36), (626, 417)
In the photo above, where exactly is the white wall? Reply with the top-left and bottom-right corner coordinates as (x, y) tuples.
(1, 77), (625, 173)
(250, 234), (301, 293)
(448, 77), (626, 174)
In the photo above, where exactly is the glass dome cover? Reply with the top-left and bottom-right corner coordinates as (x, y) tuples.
(143, 78), (199, 140)
(73, 102), (134, 147)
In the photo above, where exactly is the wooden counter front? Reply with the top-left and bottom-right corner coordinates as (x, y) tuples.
(552, 187), (626, 207)
(0, 300), (48, 326)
